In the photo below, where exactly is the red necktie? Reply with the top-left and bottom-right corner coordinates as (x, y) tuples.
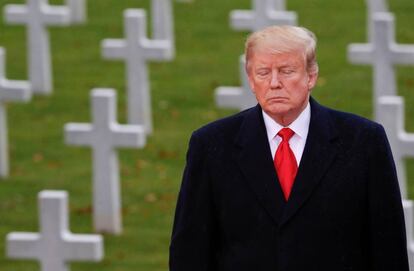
(274, 128), (298, 201)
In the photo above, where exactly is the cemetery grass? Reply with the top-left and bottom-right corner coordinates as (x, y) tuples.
(1, 0), (414, 270)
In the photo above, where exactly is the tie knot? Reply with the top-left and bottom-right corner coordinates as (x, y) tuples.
(278, 128), (295, 142)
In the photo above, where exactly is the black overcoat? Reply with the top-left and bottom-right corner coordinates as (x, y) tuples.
(170, 97), (409, 271)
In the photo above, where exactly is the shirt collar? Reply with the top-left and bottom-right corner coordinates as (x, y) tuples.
(262, 101), (311, 141)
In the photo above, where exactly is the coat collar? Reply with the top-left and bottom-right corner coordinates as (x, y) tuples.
(280, 98), (339, 226)
(234, 103), (286, 226)
(234, 97), (340, 227)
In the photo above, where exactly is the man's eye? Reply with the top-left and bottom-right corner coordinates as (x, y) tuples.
(257, 71), (270, 77)
(281, 69), (294, 75)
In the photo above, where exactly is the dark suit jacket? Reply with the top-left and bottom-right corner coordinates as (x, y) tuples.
(169, 97), (409, 271)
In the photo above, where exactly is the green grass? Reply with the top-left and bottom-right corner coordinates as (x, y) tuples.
(1, 0), (414, 270)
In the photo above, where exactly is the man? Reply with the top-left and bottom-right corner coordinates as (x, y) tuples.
(169, 25), (409, 270)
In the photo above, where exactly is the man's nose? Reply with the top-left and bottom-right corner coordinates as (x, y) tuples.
(270, 71), (281, 89)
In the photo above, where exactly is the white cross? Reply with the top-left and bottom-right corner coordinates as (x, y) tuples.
(65, 0), (87, 24)
(215, 55), (256, 110)
(6, 190), (103, 271)
(367, 0), (388, 12)
(230, 0), (297, 31)
(403, 200), (414, 266)
(0, 47), (31, 179)
(366, 0), (388, 42)
(151, 0), (175, 50)
(64, 88), (146, 234)
(377, 96), (414, 199)
(269, 0), (287, 10)
(4, 0), (86, 95)
(347, 13), (414, 121)
(102, 8), (174, 135)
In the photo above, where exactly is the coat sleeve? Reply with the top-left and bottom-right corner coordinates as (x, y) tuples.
(169, 132), (217, 271)
(367, 124), (409, 270)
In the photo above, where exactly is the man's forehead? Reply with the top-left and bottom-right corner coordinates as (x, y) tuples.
(250, 51), (305, 66)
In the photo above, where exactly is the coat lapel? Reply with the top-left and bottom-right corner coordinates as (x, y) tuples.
(279, 98), (340, 226)
(234, 105), (286, 226)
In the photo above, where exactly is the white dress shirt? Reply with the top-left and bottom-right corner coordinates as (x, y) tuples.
(262, 102), (311, 166)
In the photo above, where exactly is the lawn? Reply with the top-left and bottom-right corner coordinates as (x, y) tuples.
(0, 0), (414, 270)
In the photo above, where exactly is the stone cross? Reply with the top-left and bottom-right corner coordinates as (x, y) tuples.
(65, 0), (87, 24)
(367, 0), (388, 12)
(230, 0), (297, 31)
(64, 88), (146, 234)
(6, 190), (103, 271)
(376, 96), (414, 199)
(102, 8), (174, 135)
(366, 0), (388, 42)
(403, 200), (414, 266)
(268, 0), (287, 10)
(151, 0), (175, 49)
(4, 0), (87, 95)
(347, 13), (414, 121)
(0, 47), (31, 179)
(215, 55), (256, 110)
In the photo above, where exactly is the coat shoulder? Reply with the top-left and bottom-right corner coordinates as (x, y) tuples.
(323, 104), (384, 136)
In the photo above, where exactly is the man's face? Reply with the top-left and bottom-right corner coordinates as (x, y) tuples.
(247, 49), (318, 126)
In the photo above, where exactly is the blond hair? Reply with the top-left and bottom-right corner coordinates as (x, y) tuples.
(245, 25), (318, 74)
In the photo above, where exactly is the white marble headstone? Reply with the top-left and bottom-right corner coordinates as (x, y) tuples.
(4, 0), (86, 95)
(64, 88), (146, 234)
(0, 47), (31, 179)
(366, 0), (388, 42)
(348, 13), (414, 120)
(230, 0), (297, 31)
(403, 200), (414, 266)
(151, 0), (175, 49)
(367, 0), (388, 12)
(102, 8), (174, 135)
(65, 0), (87, 24)
(6, 190), (103, 271)
(215, 55), (256, 110)
(265, 0), (285, 10)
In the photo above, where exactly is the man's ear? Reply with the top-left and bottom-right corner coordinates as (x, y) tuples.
(248, 77), (256, 93)
(246, 68), (256, 93)
(307, 72), (318, 89)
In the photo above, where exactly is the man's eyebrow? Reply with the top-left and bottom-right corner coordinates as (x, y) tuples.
(279, 62), (299, 67)
(280, 65), (298, 69)
(254, 66), (270, 71)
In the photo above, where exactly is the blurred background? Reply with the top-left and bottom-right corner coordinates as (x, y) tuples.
(0, 0), (413, 270)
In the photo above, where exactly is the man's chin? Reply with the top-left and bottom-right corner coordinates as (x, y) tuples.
(266, 102), (290, 112)
(265, 107), (291, 117)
